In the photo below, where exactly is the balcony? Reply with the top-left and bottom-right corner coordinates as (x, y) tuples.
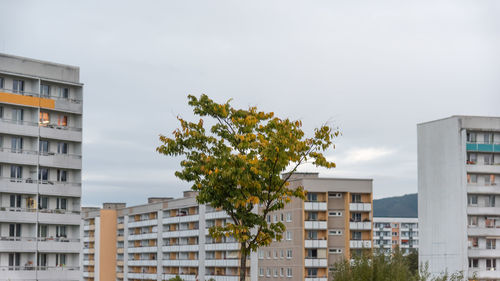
(127, 246), (157, 253)
(350, 222), (372, 230)
(204, 242), (239, 251)
(0, 148), (37, 165)
(469, 270), (500, 280)
(0, 266), (80, 280)
(468, 248), (499, 258)
(304, 202), (327, 211)
(127, 259), (158, 266)
(0, 237), (37, 252)
(205, 259), (239, 267)
(466, 142), (500, 153)
(467, 206), (500, 216)
(39, 153), (81, 169)
(0, 88), (82, 113)
(128, 232), (158, 241)
(128, 219), (158, 228)
(304, 221), (327, 230)
(162, 259), (199, 267)
(305, 239), (328, 248)
(0, 208), (37, 223)
(349, 203), (372, 212)
(304, 258), (328, 267)
(38, 239), (80, 253)
(0, 118), (39, 136)
(466, 163), (500, 174)
(128, 273), (157, 279)
(38, 210), (81, 225)
(163, 214), (200, 224)
(305, 278), (328, 281)
(162, 229), (199, 238)
(350, 240), (372, 249)
(39, 125), (82, 142)
(468, 226), (500, 236)
(468, 185), (500, 195)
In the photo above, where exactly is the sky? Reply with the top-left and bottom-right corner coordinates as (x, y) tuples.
(1, 0), (499, 206)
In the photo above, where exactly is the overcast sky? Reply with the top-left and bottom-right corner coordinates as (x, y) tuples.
(1, 0), (499, 206)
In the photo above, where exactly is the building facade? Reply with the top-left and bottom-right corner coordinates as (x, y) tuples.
(418, 116), (500, 280)
(373, 217), (418, 255)
(82, 173), (373, 281)
(0, 54), (83, 280)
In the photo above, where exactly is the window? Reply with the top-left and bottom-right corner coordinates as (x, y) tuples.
(9, 224), (21, 237)
(287, 268), (292, 277)
(286, 231), (292, 241)
(13, 79), (24, 93)
(329, 230), (342, 235)
(0, 77), (3, 88)
(286, 249), (292, 259)
(351, 212), (362, 222)
(266, 215), (271, 223)
(41, 84), (50, 97)
(0, 106), (3, 118)
(10, 195), (21, 208)
(56, 254), (66, 266)
(484, 133), (494, 144)
(329, 248), (343, 254)
(467, 153), (477, 164)
(259, 268), (264, 276)
(467, 132), (477, 143)
(39, 140), (49, 154)
(57, 142), (68, 154)
(469, 258), (478, 268)
(351, 194), (362, 203)
(281, 213), (284, 222)
(39, 196), (48, 209)
(38, 225), (47, 238)
(307, 249), (318, 258)
(468, 216), (478, 227)
(266, 250), (271, 259)
(39, 112), (50, 126)
(468, 237), (478, 248)
(38, 168), (49, 181)
(329, 192), (342, 198)
(351, 231), (362, 240)
(274, 250), (278, 259)
(329, 211), (342, 217)
(273, 214), (278, 222)
(307, 230), (318, 240)
(11, 137), (23, 153)
(56, 225), (67, 238)
(307, 268), (318, 277)
(280, 249), (284, 259)
(286, 212), (292, 222)
(266, 268), (271, 277)
(307, 193), (318, 202)
(258, 250), (264, 259)
(280, 268), (284, 277)
(10, 165), (22, 179)
(486, 175), (491, 185)
(274, 269), (278, 277)
(58, 115), (68, 126)
(12, 108), (23, 122)
(60, 87), (69, 99)
(468, 174), (478, 184)
(487, 259), (496, 271)
(57, 170), (67, 182)
(9, 253), (20, 267)
(467, 195), (478, 206)
(37, 253), (47, 267)
(487, 195), (496, 207)
(486, 239), (496, 249)
(57, 198), (67, 210)
(308, 212), (318, 221)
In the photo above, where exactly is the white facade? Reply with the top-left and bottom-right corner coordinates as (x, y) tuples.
(418, 116), (500, 279)
(0, 53), (83, 281)
(373, 217), (418, 254)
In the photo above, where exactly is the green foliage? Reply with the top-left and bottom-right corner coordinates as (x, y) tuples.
(331, 249), (471, 281)
(168, 275), (183, 281)
(157, 95), (338, 281)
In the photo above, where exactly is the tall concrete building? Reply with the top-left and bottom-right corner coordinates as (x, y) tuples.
(418, 116), (500, 280)
(373, 217), (418, 255)
(81, 173), (373, 281)
(0, 54), (83, 280)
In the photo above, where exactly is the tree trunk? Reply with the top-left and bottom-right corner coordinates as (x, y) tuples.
(239, 243), (247, 281)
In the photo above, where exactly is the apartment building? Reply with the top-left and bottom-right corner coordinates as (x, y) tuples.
(258, 173), (373, 281)
(373, 217), (418, 255)
(82, 192), (255, 281)
(82, 174), (373, 281)
(418, 116), (500, 280)
(0, 54), (83, 280)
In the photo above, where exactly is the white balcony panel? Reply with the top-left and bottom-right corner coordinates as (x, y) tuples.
(0, 150), (37, 165)
(205, 259), (239, 267)
(38, 212), (80, 225)
(0, 210), (37, 223)
(39, 183), (81, 197)
(0, 179), (37, 194)
(305, 278), (328, 281)
(128, 273), (158, 279)
(128, 219), (158, 228)
(205, 275), (239, 281)
(128, 233), (158, 241)
(163, 214), (200, 224)
(128, 246), (157, 253)
(467, 164), (500, 174)
(304, 221), (327, 230)
(304, 202), (327, 211)
(0, 240), (36, 252)
(127, 260), (158, 266)
(305, 258), (328, 267)
(468, 249), (500, 258)
(38, 268), (81, 280)
(204, 243), (240, 251)
(350, 222), (372, 230)
(162, 230), (199, 238)
(349, 203), (372, 212)
(39, 154), (81, 169)
(54, 99), (83, 113)
(38, 241), (80, 253)
(350, 240), (372, 249)
(162, 245), (199, 252)
(0, 121), (38, 137)
(162, 259), (199, 267)
(468, 227), (500, 236)
(39, 126), (82, 142)
(305, 240), (328, 248)
(467, 206), (500, 216)
(468, 185), (500, 195)
(205, 211), (230, 220)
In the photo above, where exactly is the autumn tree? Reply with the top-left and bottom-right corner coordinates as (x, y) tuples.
(157, 95), (338, 281)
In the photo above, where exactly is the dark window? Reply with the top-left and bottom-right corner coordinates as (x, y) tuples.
(0, 77), (4, 88)
(57, 142), (68, 154)
(57, 170), (67, 182)
(307, 193), (318, 202)
(61, 88), (69, 99)
(38, 168), (49, 181)
(351, 194), (362, 203)
(10, 165), (22, 179)
(39, 140), (49, 154)
(12, 108), (23, 122)
(40, 84), (50, 97)
(57, 198), (67, 210)
(38, 225), (47, 238)
(39, 196), (48, 209)
(9, 253), (20, 267)
(11, 137), (23, 153)
(37, 253), (47, 267)
(13, 80), (24, 93)
(10, 195), (21, 208)
(9, 224), (21, 237)
(56, 225), (67, 237)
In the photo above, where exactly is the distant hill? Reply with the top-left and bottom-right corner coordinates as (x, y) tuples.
(373, 193), (417, 218)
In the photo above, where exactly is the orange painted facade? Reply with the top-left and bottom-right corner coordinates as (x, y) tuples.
(0, 92), (55, 109)
(99, 209), (118, 281)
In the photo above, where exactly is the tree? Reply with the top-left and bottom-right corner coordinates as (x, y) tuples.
(168, 276), (183, 281)
(157, 94), (338, 281)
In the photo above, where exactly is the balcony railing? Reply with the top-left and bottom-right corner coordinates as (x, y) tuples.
(0, 176), (81, 186)
(466, 142), (500, 153)
(0, 87), (82, 104)
(0, 236), (79, 242)
(0, 265), (80, 271)
(0, 118), (82, 132)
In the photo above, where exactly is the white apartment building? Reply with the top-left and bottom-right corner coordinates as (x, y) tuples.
(373, 217), (418, 255)
(418, 116), (500, 280)
(0, 54), (83, 280)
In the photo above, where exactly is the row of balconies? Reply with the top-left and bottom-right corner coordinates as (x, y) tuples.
(0, 177), (81, 197)
(0, 209), (80, 224)
(0, 266), (80, 280)
(0, 119), (82, 142)
(0, 149), (81, 169)
(0, 87), (83, 113)
(0, 239), (80, 253)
